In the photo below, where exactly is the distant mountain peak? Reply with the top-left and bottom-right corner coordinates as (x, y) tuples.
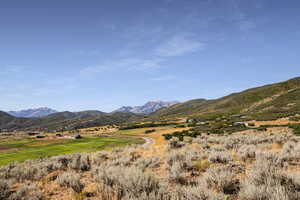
(8, 107), (58, 118)
(114, 100), (179, 114)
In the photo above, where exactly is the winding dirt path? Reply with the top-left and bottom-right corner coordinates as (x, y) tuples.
(142, 137), (156, 147)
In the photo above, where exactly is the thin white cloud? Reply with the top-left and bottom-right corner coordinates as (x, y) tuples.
(80, 65), (111, 75)
(79, 57), (162, 77)
(119, 58), (162, 71)
(151, 75), (176, 81)
(155, 35), (205, 57)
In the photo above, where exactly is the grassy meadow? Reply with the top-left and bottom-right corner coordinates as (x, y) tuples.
(0, 125), (183, 166)
(0, 135), (143, 166)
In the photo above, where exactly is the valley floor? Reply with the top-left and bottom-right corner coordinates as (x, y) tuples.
(1, 124), (300, 200)
(0, 125), (181, 166)
(0, 135), (143, 166)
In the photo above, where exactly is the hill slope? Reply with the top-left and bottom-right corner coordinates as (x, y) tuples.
(0, 111), (141, 132)
(150, 77), (300, 121)
(0, 111), (16, 127)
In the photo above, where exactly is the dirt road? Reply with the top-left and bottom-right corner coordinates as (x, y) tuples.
(142, 137), (155, 147)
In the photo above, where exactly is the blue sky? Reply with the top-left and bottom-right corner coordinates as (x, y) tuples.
(1, 0), (300, 112)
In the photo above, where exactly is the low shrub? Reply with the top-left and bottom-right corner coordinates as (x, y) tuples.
(134, 156), (160, 171)
(282, 141), (296, 154)
(239, 159), (300, 200)
(173, 184), (225, 200)
(7, 164), (47, 182)
(204, 166), (240, 195)
(193, 160), (212, 172)
(167, 137), (185, 150)
(168, 162), (187, 185)
(110, 150), (140, 167)
(91, 151), (109, 165)
(69, 154), (91, 172)
(93, 166), (161, 199)
(209, 146), (226, 152)
(223, 138), (241, 150)
(183, 136), (193, 144)
(0, 179), (11, 199)
(56, 172), (84, 193)
(255, 151), (285, 168)
(166, 151), (192, 171)
(208, 152), (232, 164)
(237, 145), (256, 161)
(9, 183), (44, 200)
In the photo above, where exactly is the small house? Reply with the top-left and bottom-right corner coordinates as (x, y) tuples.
(196, 121), (206, 125)
(234, 122), (248, 126)
(231, 114), (242, 118)
(187, 119), (195, 123)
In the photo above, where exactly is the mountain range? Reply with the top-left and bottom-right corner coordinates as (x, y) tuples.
(1, 77), (300, 132)
(114, 101), (179, 114)
(8, 107), (58, 118)
(6, 100), (179, 119)
(0, 101), (178, 131)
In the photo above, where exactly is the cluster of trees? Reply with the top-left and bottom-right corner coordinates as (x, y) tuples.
(290, 116), (300, 121)
(288, 124), (300, 135)
(163, 129), (201, 141)
(145, 129), (156, 134)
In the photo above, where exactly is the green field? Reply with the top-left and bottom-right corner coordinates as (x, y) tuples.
(0, 136), (143, 166)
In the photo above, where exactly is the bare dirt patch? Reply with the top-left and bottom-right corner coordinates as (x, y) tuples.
(29, 139), (69, 147)
(251, 117), (300, 127)
(0, 146), (17, 152)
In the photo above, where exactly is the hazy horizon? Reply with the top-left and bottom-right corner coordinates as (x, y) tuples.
(1, 0), (300, 112)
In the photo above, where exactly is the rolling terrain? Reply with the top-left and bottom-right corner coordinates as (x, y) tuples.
(0, 111), (142, 132)
(151, 77), (300, 121)
(1, 77), (300, 132)
(1, 78), (300, 199)
(1, 122), (300, 200)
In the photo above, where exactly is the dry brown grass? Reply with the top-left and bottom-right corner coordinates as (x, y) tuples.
(251, 117), (300, 127)
(0, 146), (17, 153)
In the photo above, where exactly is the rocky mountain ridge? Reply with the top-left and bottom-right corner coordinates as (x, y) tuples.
(8, 107), (58, 118)
(115, 101), (179, 114)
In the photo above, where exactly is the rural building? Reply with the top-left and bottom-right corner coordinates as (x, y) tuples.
(234, 122), (248, 126)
